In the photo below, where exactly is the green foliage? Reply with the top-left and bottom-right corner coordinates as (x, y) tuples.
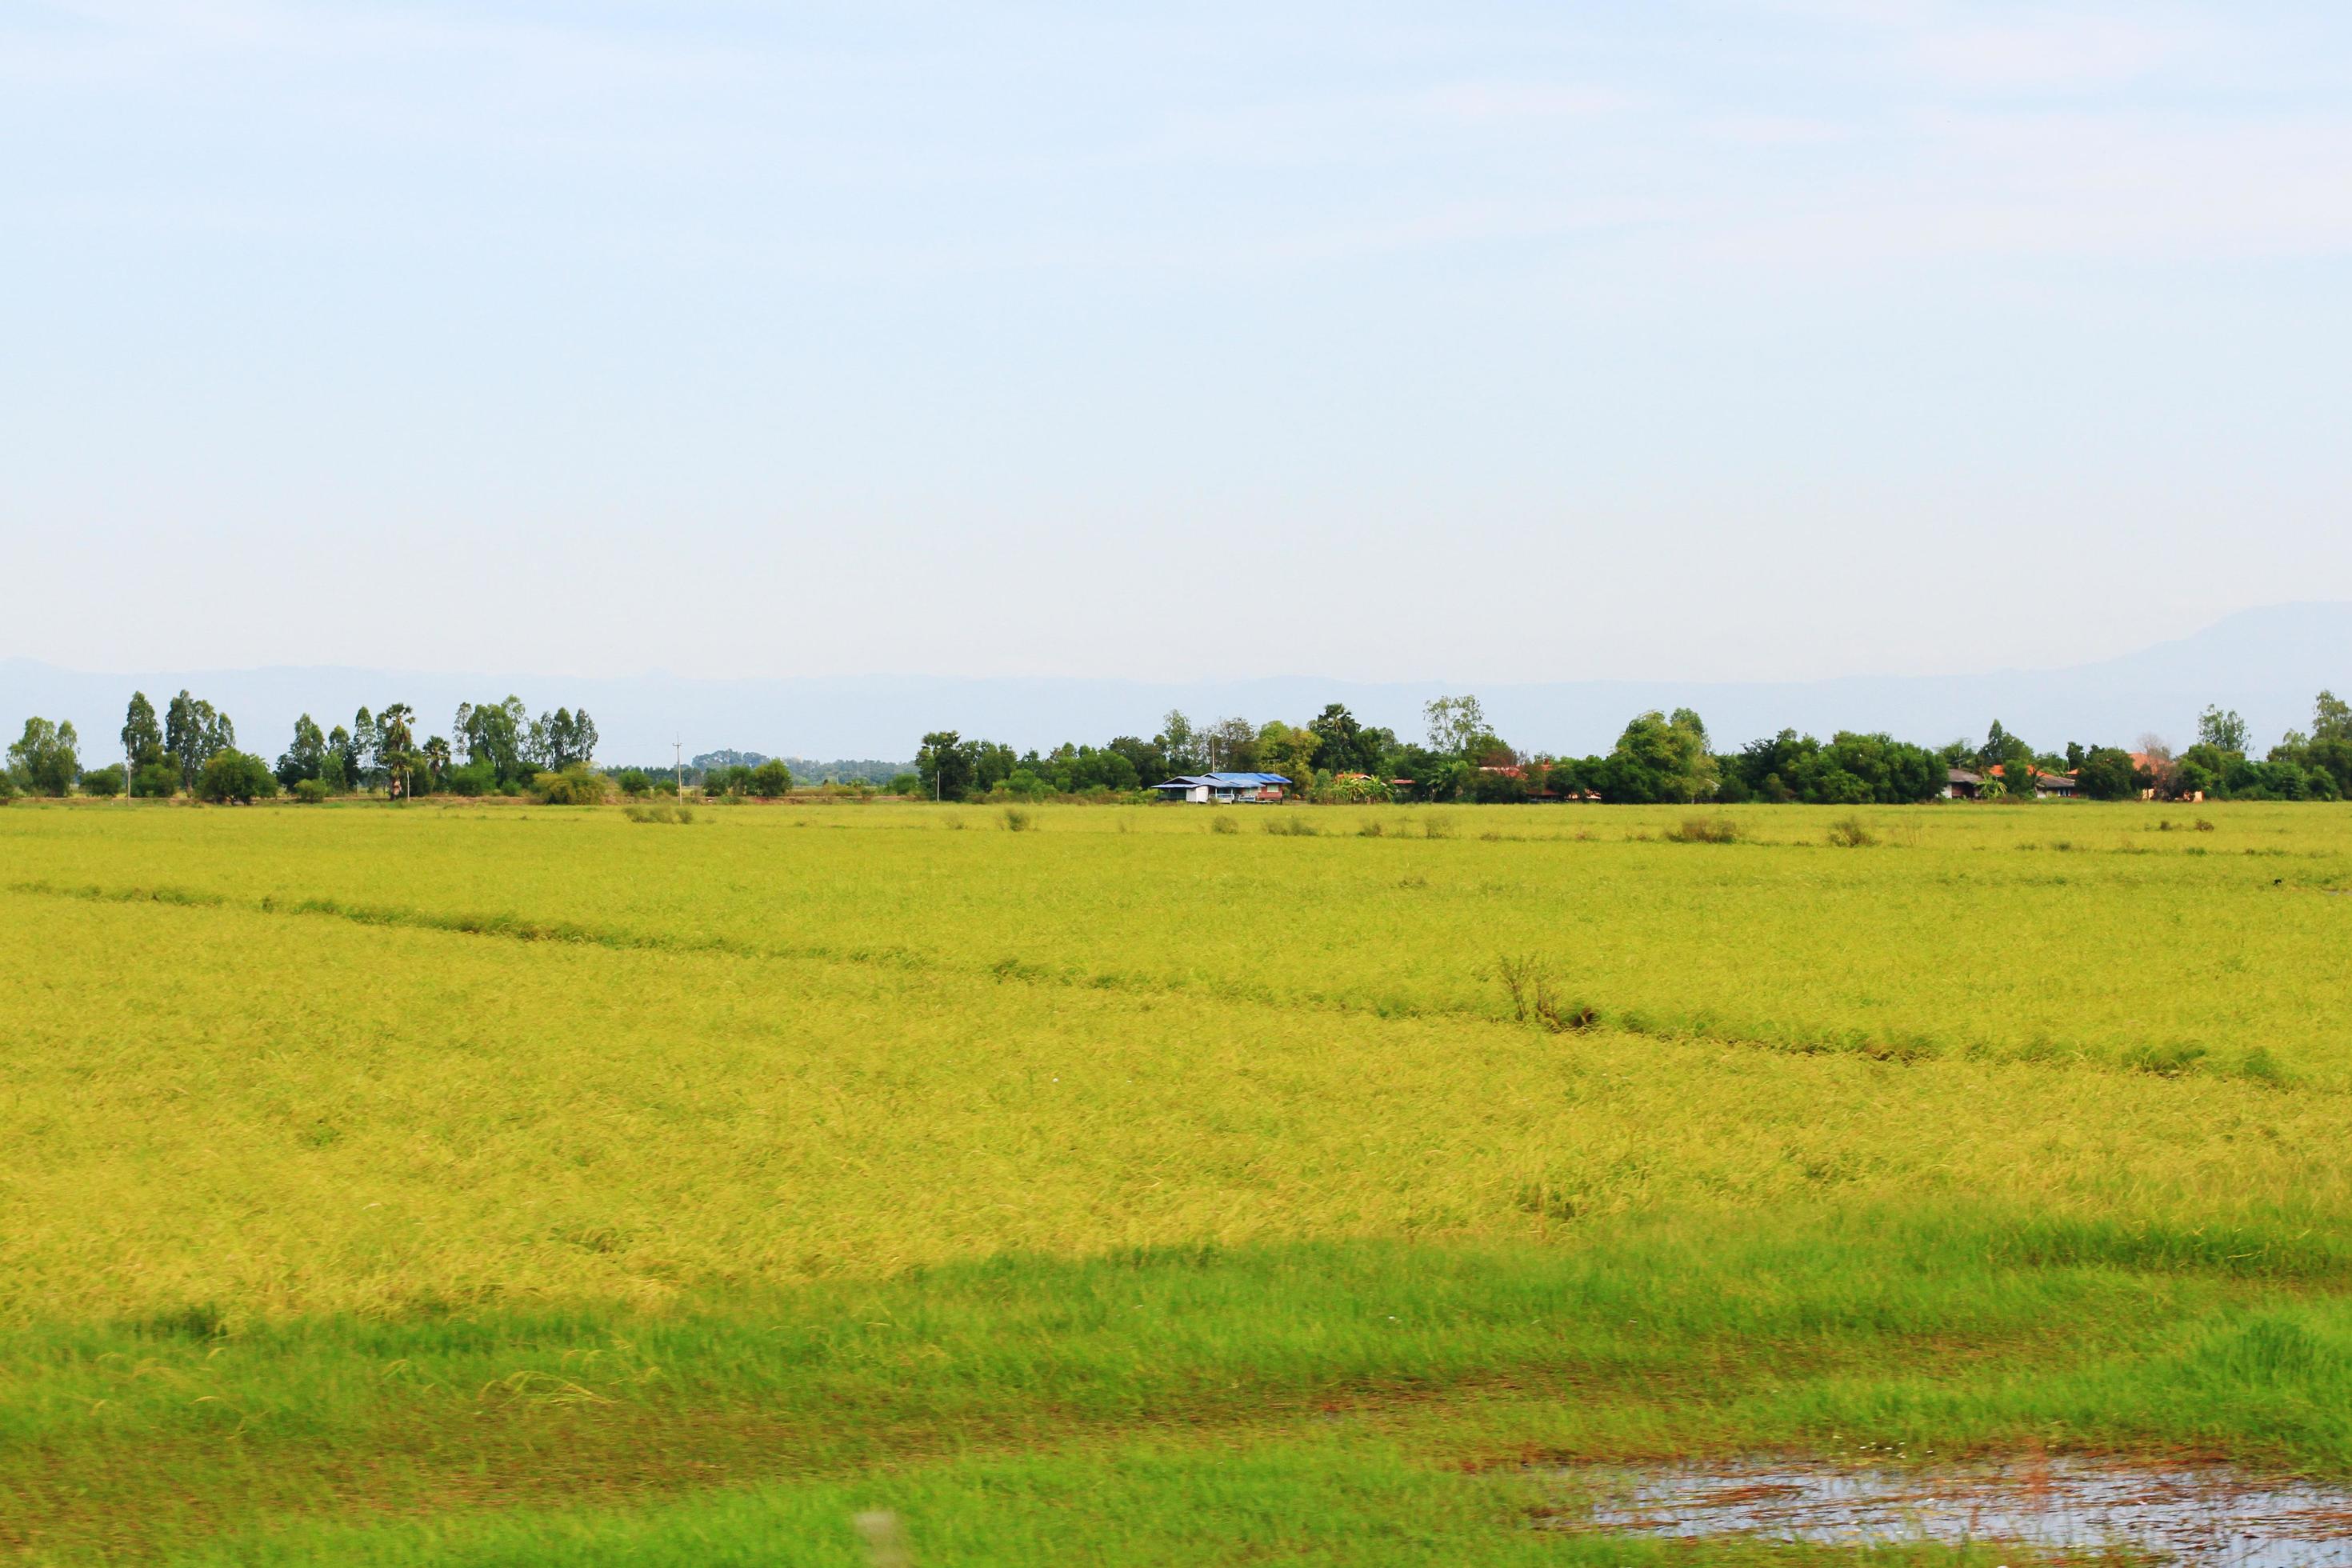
(1422, 694), (1501, 759)
(120, 691), (163, 773)
(533, 766), (607, 806)
(78, 763), (126, 798)
(748, 760), (794, 797)
(194, 750), (279, 804)
(130, 761), (181, 798)
(1662, 814), (1740, 843)
(2198, 705), (2251, 755)
(6, 716), (80, 796)
(274, 713), (330, 790)
(445, 760), (495, 797)
(1823, 814), (1876, 847)
(165, 690), (235, 790)
(2077, 746), (2138, 800)
(291, 778), (334, 804)
(1597, 710), (1717, 803)
(1727, 730), (1942, 805)
(616, 769), (653, 797)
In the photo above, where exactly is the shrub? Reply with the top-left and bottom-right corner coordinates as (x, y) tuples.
(195, 751), (279, 805)
(1209, 814), (1238, 834)
(1421, 816), (1457, 839)
(1002, 806), (1034, 831)
(1665, 815), (1741, 844)
(1491, 954), (1600, 1034)
(131, 761), (180, 798)
(1825, 816), (1876, 848)
(616, 769), (653, 797)
(625, 801), (694, 825)
(1357, 820), (1385, 838)
(533, 766), (606, 806)
(749, 760), (794, 798)
(291, 778), (334, 804)
(887, 772), (922, 796)
(1262, 816), (1319, 836)
(80, 764), (126, 798)
(446, 761), (495, 797)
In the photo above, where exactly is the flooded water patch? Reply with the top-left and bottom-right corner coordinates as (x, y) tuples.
(1547, 1456), (2352, 1566)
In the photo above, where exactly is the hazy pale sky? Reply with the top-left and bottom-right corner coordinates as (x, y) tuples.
(5, 2), (2349, 682)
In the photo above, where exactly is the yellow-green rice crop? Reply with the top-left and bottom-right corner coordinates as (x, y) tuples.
(2, 798), (2350, 1563)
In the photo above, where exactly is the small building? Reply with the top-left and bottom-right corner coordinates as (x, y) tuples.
(1986, 763), (2078, 798)
(1944, 768), (1981, 799)
(1150, 771), (1292, 803)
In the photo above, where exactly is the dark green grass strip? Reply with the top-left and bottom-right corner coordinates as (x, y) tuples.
(11, 1215), (2352, 1562)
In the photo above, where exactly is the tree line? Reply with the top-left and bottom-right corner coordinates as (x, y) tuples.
(11, 686), (2350, 806)
(907, 690), (2352, 805)
(2, 691), (602, 802)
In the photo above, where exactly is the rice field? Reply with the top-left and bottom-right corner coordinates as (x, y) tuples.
(4, 797), (2351, 1563)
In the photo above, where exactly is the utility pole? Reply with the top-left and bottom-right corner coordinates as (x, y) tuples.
(674, 736), (684, 798)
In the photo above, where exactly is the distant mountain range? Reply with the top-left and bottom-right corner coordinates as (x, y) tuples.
(6, 602), (2347, 767)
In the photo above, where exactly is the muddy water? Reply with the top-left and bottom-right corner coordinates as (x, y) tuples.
(1551, 1457), (2352, 1565)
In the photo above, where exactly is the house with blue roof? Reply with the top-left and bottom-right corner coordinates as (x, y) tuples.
(1150, 772), (1293, 803)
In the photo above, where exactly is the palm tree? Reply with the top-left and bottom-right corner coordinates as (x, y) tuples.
(378, 703), (417, 798)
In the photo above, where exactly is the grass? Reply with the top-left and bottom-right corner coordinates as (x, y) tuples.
(2, 797), (2350, 1561)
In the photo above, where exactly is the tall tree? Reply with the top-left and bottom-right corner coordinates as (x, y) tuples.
(122, 692), (163, 772)
(1308, 703), (1378, 776)
(7, 718), (80, 796)
(917, 731), (973, 800)
(2197, 705), (2250, 755)
(275, 714), (329, 787)
(352, 708), (380, 790)
(1206, 716), (1260, 771)
(1256, 722), (1321, 786)
(377, 704), (418, 798)
(1158, 710), (1204, 774)
(163, 691), (232, 788)
(1423, 694), (1494, 758)
(1598, 710), (1718, 804)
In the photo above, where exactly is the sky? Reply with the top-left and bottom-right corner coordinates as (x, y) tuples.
(4, 1), (2350, 685)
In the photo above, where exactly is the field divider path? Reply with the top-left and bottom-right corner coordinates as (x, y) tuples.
(10, 876), (2317, 1094)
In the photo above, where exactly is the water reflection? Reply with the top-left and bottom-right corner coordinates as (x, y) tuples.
(1552, 1457), (2352, 1566)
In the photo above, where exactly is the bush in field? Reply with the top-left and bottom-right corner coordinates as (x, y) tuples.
(616, 769), (653, 797)
(195, 751), (279, 804)
(625, 800), (694, 824)
(1825, 815), (1876, 847)
(1002, 806), (1034, 831)
(80, 764), (126, 798)
(1664, 815), (1741, 844)
(131, 761), (181, 798)
(748, 760), (794, 798)
(534, 766), (607, 806)
(446, 761), (496, 797)
(292, 778), (334, 803)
